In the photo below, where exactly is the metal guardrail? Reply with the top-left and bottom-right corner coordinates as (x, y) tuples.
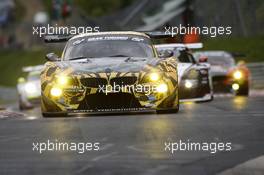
(247, 62), (264, 89)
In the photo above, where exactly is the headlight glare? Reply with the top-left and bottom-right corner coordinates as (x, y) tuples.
(25, 83), (37, 94)
(185, 80), (193, 88)
(150, 73), (160, 81)
(232, 83), (240, 91)
(57, 75), (69, 85)
(233, 71), (243, 80)
(50, 87), (62, 97)
(157, 84), (168, 93)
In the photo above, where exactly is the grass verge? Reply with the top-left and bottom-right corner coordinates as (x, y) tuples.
(202, 36), (264, 62)
(0, 50), (46, 87)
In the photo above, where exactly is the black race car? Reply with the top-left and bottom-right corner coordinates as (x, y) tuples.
(193, 51), (250, 96)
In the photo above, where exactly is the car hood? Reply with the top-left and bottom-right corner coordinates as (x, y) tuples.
(178, 63), (193, 79)
(56, 57), (161, 73)
(210, 65), (230, 76)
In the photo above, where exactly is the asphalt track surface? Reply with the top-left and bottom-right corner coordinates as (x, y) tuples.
(0, 96), (264, 175)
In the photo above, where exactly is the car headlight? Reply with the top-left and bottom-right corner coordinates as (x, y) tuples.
(25, 83), (38, 94)
(50, 87), (63, 97)
(149, 73), (160, 81)
(232, 83), (240, 91)
(184, 80), (193, 88)
(156, 84), (168, 93)
(233, 70), (243, 80)
(56, 75), (70, 85)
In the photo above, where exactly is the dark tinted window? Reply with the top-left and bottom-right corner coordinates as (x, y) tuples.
(63, 35), (155, 60)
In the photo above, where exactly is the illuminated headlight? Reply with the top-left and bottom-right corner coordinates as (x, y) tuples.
(25, 83), (38, 94)
(232, 83), (240, 91)
(233, 71), (243, 80)
(149, 73), (160, 81)
(156, 84), (168, 93)
(57, 75), (70, 85)
(50, 87), (63, 97)
(185, 80), (193, 89)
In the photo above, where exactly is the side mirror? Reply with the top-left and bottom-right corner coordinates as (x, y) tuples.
(199, 56), (208, 63)
(158, 50), (174, 58)
(46, 53), (60, 61)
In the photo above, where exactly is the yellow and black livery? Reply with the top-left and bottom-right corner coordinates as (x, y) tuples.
(41, 32), (179, 117)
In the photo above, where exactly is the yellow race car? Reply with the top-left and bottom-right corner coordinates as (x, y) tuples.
(41, 31), (179, 117)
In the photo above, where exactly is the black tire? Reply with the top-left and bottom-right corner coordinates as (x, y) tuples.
(18, 97), (30, 111)
(156, 104), (179, 114)
(157, 108), (179, 114)
(19, 103), (26, 111)
(42, 112), (68, 118)
(236, 84), (249, 96)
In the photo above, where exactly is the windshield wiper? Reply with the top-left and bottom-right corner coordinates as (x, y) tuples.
(108, 55), (130, 57)
(69, 56), (93, 61)
(125, 57), (132, 62)
(107, 55), (134, 62)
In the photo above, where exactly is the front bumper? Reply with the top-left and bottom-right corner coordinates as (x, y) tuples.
(212, 75), (248, 93)
(41, 71), (179, 114)
(74, 92), (146, 113)
(42, 86), (178, 114)
(179, 79), (212, 102)
(20, 95), (41, 109)
(42, 91), (178, 113)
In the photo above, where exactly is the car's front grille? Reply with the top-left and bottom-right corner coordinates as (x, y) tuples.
(212, 75), (230, 92)
(110, 77), (137, 86)
(212, 76), (227, 83)
(77, 93), (142, 110)
(80, 78), (107, 88)
(80, 77), (137, 88)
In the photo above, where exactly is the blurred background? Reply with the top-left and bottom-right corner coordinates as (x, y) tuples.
(0, 0), (263, 88)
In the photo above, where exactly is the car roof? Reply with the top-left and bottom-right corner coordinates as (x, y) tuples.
(194, 51), (232, 57)
(28, 71), (41, 76)
(70, 31), (150, 41)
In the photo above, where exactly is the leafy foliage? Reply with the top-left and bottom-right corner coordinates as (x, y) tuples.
(76, 0), (135, 17)
(202, 36), (264, 63)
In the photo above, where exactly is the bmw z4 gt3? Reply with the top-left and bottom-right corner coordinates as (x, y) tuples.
(41, 32), (179, 117)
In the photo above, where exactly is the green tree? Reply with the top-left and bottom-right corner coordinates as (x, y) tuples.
(76, 0), (135, 17)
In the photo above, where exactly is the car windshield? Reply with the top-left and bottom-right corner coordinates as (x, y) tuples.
(193, 52), (235, 67)
(27, 72), (40, 81)
(174, 50), (195, 63)
(207, 56), (235, 67)
(63, 35), (155, 60)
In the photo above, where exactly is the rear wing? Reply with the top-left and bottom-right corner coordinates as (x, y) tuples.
(155, 43), (203, 50)
(44, 35), (73, 43)
(22, 65), (44, 72)
(143, 31), (172, 39)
